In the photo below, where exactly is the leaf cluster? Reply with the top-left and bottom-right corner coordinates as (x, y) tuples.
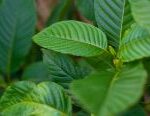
(0, 0), (150, 115)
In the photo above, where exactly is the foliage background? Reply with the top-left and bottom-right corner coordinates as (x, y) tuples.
(0, 0), (150, 115)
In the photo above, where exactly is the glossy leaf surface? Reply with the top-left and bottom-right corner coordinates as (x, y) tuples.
(33, 21), (107, 57)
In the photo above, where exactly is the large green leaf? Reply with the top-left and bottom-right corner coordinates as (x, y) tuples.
(22, 62), (48, 83)
(71, 63), (147, 115)
(118, 24), (150, 62)
(75, 0), (95, 21)
(43, 49), (91, 88)
(0, 0), (36, 75)
(0, 81), (71, 116)
(129, 0), (150, 32)
(94, 0), (133, 48)
(33, 21), (107, 57)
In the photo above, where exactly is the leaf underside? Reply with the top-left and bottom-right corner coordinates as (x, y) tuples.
(43, 49), (91, 88)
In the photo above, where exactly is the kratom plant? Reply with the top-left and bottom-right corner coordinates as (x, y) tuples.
(0, 0), (150, 115)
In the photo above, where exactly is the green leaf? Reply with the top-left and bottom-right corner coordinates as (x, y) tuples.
(129, 0), (150, 32)
(33, 20), (107, 57)
(118, 24), (150, 62)
(122, 1), (134, 33)
(47, 0), (73, 25)
(0, 0), (36, 74)
(22, 62), (48, 83)
(85, 52), (114, 71)
(0, 81), (71, 116)
(76, 111), (90, 116)
(94, 0), (133, 48)
(43, 49), (91, 89)
(71, 63), (147, 115)
(0, 0), (2, 5)
(0, 103), (66, 116)
(75, 0), (95, 21)
(120, 105), (146, 116)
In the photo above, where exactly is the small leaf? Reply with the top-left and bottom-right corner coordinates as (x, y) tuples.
(22, 62), (48, 83)
(0, 81), (71, 115)
(33, 20), (107, 57)
(94, 0), (133, 48)
(43, 49), (91, 88)
(0, 0), (36, 74)
(129, 0), (150, 32)
(118, 24), (150, 62)
(71, 62), (147, 115)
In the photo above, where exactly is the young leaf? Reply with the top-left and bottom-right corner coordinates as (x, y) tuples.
(0, 81), (71, 115)
(129, 0), (150, 32)
(33, 21), (107, 57)
(94, 0), (133, 48)
(118, 25), (150, 62)
(71, 63), (147, 115)
(22, 62), (48, 83)
(43, 49), (91, 88)
(0, 0), (36, 74)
